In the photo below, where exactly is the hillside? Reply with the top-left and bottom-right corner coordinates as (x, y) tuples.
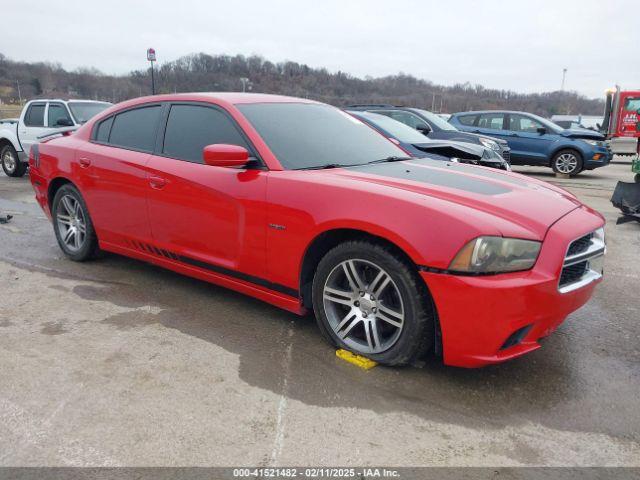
(0, 52), (604, 117)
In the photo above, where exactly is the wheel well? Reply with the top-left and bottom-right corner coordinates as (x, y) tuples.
(47, 178), (73, 210)
(299, 229), (418, 309)
(0, 138), (14, 152)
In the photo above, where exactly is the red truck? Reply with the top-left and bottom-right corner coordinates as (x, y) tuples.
(602, 86), (640, 156)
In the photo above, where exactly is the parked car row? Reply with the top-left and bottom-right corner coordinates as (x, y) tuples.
(450, 110), (612, 176)
(27, 92), (606, 368)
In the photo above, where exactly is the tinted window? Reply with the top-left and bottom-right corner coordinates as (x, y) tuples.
(24, 104), (45, 127)
(509, 114), (543, 133)
(478, 113), (505, 130)
(163, 105), (250, 163)
(109, 106), (161, 152)
(238, 103), (406, 170)
(457, 115), (478, 126)
(95, 116), (113, 143)
(48, 103), (73, 127)
(375, 110), (427, 129)
(411, 109), (458, 131)
(351, 111), (429, 143)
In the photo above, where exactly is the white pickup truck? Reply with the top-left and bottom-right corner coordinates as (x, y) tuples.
(0, 99), (111, 177)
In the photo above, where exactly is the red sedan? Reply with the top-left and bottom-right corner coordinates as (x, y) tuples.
(29, 93), (606, 367)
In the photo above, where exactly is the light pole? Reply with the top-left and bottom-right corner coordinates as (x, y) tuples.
(147, 48), (157, 95)
(561, 68), (567, 91)
(240, 77), (252, 93)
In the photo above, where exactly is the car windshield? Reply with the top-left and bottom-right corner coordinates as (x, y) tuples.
(528, 113), (563, 133)
(352, 111), (430, 144)
(238, 103), (407, 169)
(412, 109), (458, 131)
(68, 102), (111, 124)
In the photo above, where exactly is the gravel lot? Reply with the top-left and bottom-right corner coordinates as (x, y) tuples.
(0, 160), (639, 467)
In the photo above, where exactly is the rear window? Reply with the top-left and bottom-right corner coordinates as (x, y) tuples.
(24, 104), (45, 127)
(457, 115), (477, 126)
(162, 104), (251, 163)
(95, 116), (114, 143)
(108, 106), (161, 152)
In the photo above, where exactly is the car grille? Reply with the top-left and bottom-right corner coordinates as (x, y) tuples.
(558, 229), (605, 293)
(501, 150), (511, 163)
(567, 232), (592, 256)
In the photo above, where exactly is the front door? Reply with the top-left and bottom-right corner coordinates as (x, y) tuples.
(146, 103), (268, 279)
(506, 113), (555, 164)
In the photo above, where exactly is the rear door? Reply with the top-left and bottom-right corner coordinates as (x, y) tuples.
(77, 104), (162, 245)
(146, 102), (268, 279)
(506, 113), (555, 164)
(18, 102), (47, 156)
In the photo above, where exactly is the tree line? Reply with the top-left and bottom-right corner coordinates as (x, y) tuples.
(0, 52), (604, 117)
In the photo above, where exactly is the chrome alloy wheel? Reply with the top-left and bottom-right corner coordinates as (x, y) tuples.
(555, 153), (578, 174)
(2, 149), (16, 174)
(56, 194), (87, 252)
(323, 259), (405, 354)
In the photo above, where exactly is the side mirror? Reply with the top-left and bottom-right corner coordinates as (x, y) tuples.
(416, 123), (431, 135)
(203, 144), (249, 167)
(536, 127), (547, 135)
(55, 118), (74, 127)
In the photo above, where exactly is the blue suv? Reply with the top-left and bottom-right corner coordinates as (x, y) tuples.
(449, 110), (612, 176)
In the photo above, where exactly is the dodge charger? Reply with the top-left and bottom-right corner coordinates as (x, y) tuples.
(29, 93), (606, 367)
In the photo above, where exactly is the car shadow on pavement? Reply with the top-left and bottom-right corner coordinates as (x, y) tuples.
(63, 252), (613, 438)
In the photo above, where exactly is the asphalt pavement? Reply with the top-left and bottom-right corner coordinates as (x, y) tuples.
(0, 160), (638, 467)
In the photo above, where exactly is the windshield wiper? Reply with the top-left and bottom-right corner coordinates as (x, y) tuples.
(367, 156), (413, 164)
(295, 163), (348, 170)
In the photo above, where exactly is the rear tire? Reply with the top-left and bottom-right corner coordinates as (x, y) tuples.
(551, 149), (583, 176)
(635, 173), (640, 184)
(312, 240), (435, 366)
(1, 144), (27, 177)
(52, 184), (100, 261)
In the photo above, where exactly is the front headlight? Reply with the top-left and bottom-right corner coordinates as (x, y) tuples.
(449, 236), (541, 274)
(479, 138), (501, 152)
(582, 139), (602, 147)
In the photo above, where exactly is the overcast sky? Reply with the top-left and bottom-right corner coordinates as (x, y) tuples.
(3, 0), (637, 99)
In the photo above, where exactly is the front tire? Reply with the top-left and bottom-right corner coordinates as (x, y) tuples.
(1, 144), (27, 177)
(551, 149), (583, 176)
(312, 240), (435, 366)
(52, 184), (100, 261)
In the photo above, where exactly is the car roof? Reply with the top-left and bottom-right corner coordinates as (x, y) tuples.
(102, 92), (321, 114)
(27, 98), (112, 104)
(452, 110), (534, 116)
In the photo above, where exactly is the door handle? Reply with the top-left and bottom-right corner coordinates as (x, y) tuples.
(79, 157), (91, 168)
(149, 176), (167, 189)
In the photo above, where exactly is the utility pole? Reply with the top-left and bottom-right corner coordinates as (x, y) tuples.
(431, 92), (436, 111)
(561, 68), (567, 91)
(147, 48), (157, 95)
(16, 80), (22, 103)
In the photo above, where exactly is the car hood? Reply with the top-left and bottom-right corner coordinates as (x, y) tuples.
(325, 158), (581, 240)
(560, 129), (606, 140)
(457, 131), (510, 147)
(412, 140), (486, 160)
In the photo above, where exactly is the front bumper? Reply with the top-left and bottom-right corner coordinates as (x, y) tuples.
(583, 146), (613, 169)
(422, 206), (604, 368)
